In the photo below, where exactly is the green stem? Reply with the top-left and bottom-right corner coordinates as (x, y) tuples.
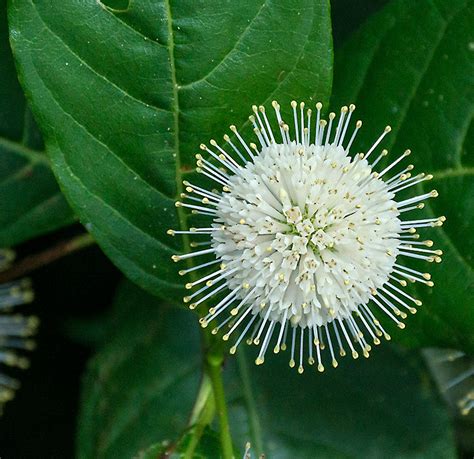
(183, 373), (215, 459)
(205, 333), (234, 459)
(237, 349), (264, 455)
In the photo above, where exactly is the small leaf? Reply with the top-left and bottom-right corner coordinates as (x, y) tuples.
(0, 3), (74, 246)
(331, 0), (474, 353)
(77, 282), (202, 459)
(8, 0), (333, 298)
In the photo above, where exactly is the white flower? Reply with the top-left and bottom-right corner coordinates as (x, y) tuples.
(0, 249), (37, 410)
(170, 101), (444, 373)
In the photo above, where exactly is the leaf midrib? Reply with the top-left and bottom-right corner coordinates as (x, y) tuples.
(163, 0), (191, 258)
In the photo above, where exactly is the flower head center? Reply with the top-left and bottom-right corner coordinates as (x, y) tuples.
(212, 143), (401, 328)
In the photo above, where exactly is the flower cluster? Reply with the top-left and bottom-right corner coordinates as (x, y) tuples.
(170, 101), (443, 372)
(0, 249), (37, 411)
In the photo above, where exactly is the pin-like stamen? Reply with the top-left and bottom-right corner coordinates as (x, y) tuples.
(169, 101), (443, 372)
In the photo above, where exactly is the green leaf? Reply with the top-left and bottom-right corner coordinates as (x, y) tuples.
(77, 282), (202, 459)
(331, 0), (474, 353)
(227, 347), (456, 458)
(79, 283), (455, 459)
(8, 0), (333, 298)
(0, 1), (74, 246)
(135, 427), (221, 459)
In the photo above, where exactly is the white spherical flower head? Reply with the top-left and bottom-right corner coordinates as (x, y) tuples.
(170, 101), (444, 373)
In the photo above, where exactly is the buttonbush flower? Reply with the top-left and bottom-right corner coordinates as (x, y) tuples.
(169, 102), (443, 372)
(0, 249), (37, 411)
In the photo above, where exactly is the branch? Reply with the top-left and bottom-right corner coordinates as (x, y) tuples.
(0, 233), (96, 283)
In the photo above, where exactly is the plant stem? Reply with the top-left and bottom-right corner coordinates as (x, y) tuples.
(205, 332), (234, 459)
(182, 373), (215, 459)
(0, 233), (95, 282)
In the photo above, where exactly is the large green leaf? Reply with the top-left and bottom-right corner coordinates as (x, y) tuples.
(0, 0), (74, 246)
(331, 0), (474, 353)
(77, 282), (202, 459)
(226, 347), (456, 458)
(79, 282), (455, 458)
(8, 0), (333, 298)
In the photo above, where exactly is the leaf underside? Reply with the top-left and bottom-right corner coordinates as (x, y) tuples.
(0, 4), (74, 246)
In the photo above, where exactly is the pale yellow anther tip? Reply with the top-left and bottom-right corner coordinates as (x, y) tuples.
(291, 100), (297, 108)
(384, 125), (392, 133)
(317, 364), (325, 372)
(166, 229), (175, 236)
(298, 366), (304, 374)
(171, 255), (180, 262)
(289, 359), (295, 368)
